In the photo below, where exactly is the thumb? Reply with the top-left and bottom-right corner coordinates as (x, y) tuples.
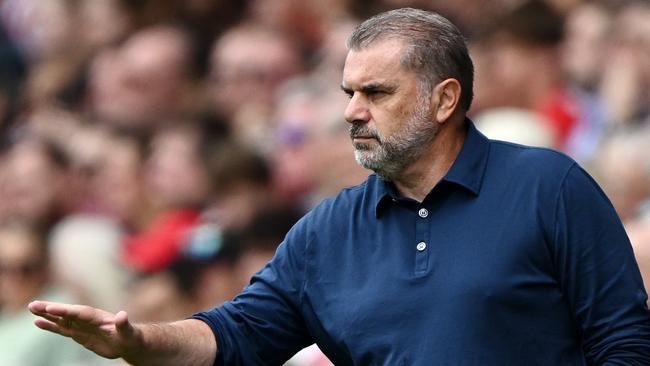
(114, 311), (134, 337)
(113, 310), (143, 358)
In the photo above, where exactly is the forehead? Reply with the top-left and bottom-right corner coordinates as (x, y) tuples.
(342, 39), (410, 87)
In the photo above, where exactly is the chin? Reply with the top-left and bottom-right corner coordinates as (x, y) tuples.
(354, 153), (388, 178)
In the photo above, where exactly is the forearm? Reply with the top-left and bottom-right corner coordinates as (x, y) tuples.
(124, 319), (217, 366)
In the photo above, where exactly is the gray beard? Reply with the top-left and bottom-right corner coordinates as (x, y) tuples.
(351, 97), (439, 181)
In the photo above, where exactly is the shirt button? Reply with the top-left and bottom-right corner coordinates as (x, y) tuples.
(416, 241), (427, 251)
(418, 208), (429, 218)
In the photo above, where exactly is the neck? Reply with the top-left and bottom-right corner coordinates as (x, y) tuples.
(391, 117), (467, 202)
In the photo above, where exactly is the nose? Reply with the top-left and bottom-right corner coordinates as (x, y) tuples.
(344, 94), (370, 124)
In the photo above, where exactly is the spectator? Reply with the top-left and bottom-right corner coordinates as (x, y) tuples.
(594, 125), (650, 222)
(0, 220), (98, 365)
(470, 0), (577, 149)
(88, 25), (201, 130)
(207, 24), (303, 150)
(203, 141), (276, 230)
(123, 122), (209, 273)
(0, 137), (69, 231)
(231, 206), (303, 289)
(599, 0), (650, 126)
(271, 77), (369, 207)
(559, 1), (612, 162)
(0, 22), (26, 151)
(49, 215), (130, 312)
(143, 122), (210, 212)
(82, 126), (150, 227)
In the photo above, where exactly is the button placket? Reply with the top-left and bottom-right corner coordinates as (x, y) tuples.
(414, 206), (431, 276)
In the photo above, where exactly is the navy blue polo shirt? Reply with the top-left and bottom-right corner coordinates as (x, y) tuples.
(193, 120), (650, 365)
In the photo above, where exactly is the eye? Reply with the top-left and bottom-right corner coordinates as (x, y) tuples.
(367, 90), (387, 100)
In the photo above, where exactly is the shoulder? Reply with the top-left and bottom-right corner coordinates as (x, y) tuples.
(481, 140), (587, 209)
(487, 140), (578, 183)
(491, 140), (575, 171)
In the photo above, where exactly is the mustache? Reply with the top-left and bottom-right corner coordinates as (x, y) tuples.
(349, 123), (382, 142)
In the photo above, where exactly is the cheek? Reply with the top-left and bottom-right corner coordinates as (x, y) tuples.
(374, 100), (416, 137)
(367, 112), (390, 140)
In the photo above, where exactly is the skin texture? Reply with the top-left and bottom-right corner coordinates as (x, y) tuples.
(28, 38), (467, 364)
(342, 38), (466, 201)
(27, 301), (215, 365)
(344, 42), (439, 181)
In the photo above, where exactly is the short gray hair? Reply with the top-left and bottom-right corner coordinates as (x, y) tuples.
(348, 8), (474, 111)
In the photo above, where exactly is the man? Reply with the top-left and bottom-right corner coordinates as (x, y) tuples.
(89, 25), (199, 130)
(29, 8), (650, 365)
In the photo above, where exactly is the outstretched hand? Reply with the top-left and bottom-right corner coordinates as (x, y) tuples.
(28, 301), (142, 360)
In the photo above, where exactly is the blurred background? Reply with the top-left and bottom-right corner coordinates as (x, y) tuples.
(0, 0), (648, 365)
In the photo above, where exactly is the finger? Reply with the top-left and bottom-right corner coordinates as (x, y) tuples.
(29, 302), (65, 325)
(42, 303), (80, 317)
(28, 300), (61, 314)
(32, 307), (82, 331)
(114, 311), (128, 328)
(38, 312), (64, 324)
(114, 311), (134, 336)
(34, 318), (71, 337)
(45, 304), (110, 326)
(30, 301), (69, 331)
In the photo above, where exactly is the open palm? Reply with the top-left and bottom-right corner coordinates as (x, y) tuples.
(28, 301), (140, 359)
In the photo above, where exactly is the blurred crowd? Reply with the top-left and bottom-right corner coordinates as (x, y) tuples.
(0, 0), (648, 365)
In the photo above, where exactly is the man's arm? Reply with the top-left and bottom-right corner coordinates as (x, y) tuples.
(28, 301), (216, 366)
(552, 165), (650, 364)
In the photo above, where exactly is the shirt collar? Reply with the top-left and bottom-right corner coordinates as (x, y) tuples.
(441, 118), (490, 196)
(372, 118), (490, 217)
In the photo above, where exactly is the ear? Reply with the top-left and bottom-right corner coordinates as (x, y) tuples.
(431, 78), (461, 123)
